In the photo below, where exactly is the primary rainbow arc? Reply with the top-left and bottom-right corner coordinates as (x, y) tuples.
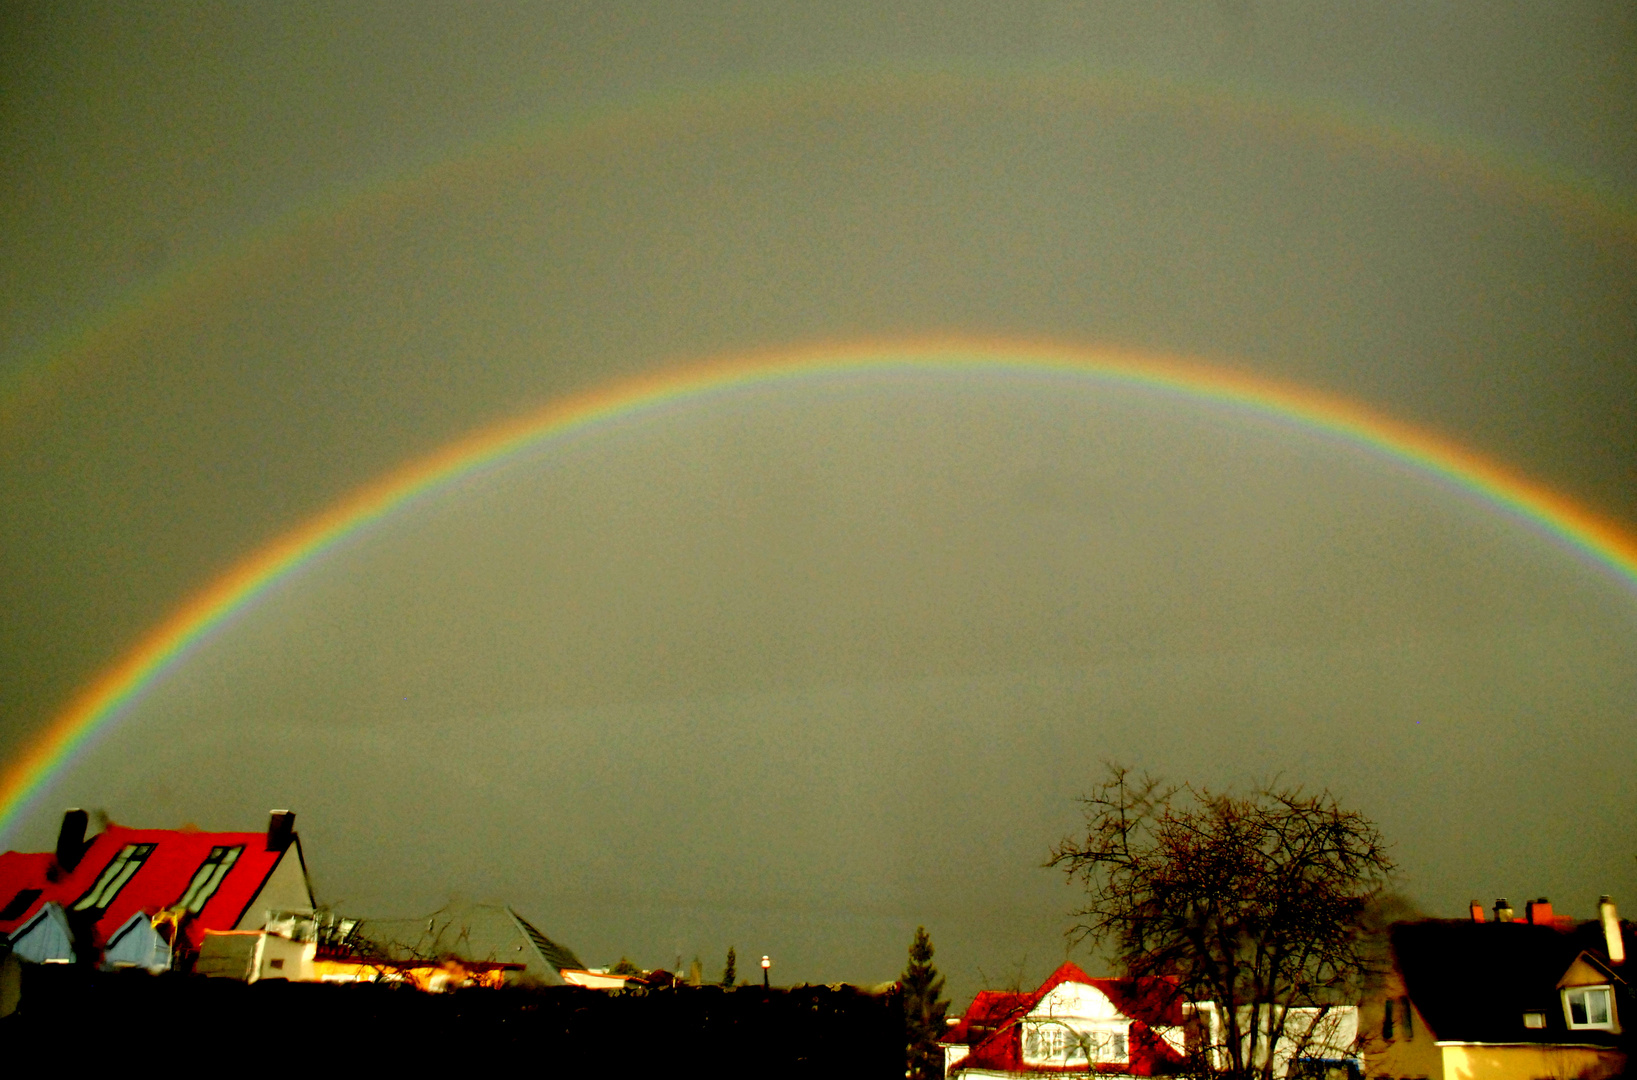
(4, 338), (1636, 843)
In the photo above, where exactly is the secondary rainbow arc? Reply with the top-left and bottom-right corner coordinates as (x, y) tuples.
(5, 65), (1634, 429)
(4, 337), (1637, 843)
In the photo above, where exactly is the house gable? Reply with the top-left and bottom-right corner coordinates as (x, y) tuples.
(233, 840), (315, 930)
(947, 962), (1190, 1077)
(103, 912), (171, 972)
(1021, 980), (1135, 1068)
(9, 902), (74, 964)
(1558, 952), (1621, 990)
(1030, 980), (1123, 1023)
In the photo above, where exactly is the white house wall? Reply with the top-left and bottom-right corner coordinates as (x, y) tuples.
(234, 842), (315, 929)
(1032, 981), (1125, 1021)
(102, 912), (171, 973)
(1022, 981), (1134, 1068)
(250, 932), (316, 983)
(1189, 1001), (1360, 1078)
(8, 903), (74, 964)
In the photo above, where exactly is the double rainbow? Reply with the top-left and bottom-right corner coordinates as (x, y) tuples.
(3, 338), (1637, 842)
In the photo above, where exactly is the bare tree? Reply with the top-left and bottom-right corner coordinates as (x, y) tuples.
(1047, 764), (1393, 1080)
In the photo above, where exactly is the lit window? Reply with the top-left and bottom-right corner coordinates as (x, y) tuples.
(1023, 1023), (1126, 1064)
(73, 844), (156, 911)
(1025, 1023), (1071, 1061)
(173, 846), (243, 913)
(1564, 986), (1615, 1030)
(1523, 1012), (1546, 1029)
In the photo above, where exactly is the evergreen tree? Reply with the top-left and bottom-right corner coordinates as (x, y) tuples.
(900, 926), (949, 1080)
(720, 945), (737, 988)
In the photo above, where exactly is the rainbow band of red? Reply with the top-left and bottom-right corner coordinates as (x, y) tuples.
(4, 338), (1636, 841)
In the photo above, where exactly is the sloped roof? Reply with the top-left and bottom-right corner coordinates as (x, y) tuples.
(351, 901), (583, 986)
(510, 907), (584, 974)
(0, 852), (53, 920)
(0, 824), (299, 951)
(944, 989), (1032, 1045)
(947, 961), (1188, 1075)
(1392, 919), (1632, 1049)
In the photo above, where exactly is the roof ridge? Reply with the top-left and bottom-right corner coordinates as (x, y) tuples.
(507, 907), (584, 973)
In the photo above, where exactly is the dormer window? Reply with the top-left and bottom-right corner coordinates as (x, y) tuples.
(1563, 986), (1615, 1031)
(1022, 1021), (1129, 1065)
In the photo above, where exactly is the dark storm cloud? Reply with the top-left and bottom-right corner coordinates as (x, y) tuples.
(2, 3), (1634, 999)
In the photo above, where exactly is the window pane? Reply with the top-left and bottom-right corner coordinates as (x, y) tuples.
(1569, 991), (1589, 1025)
(1587, 989), (1610, 1025)
(175, 846), (242, 913)
(73, 844), (154, 911)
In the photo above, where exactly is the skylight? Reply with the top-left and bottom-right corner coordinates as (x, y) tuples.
(174, 845), (243, 914)
(73, 844), (156, 911)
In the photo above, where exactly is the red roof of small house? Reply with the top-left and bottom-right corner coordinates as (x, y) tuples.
(0, 824), (300, 952)
(944, 989), (1033, 1045)
(946, 961), (1189, 1076)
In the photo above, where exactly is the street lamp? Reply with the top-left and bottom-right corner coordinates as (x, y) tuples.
(761, 954), (771, 989)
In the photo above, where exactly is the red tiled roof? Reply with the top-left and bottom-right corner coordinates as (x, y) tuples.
(944, 989), (1033, 1045)
(0, 825), (296, 951)
(946, 961), (1189, 1076)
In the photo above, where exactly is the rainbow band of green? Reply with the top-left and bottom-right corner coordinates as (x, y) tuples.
(5, 67), (1634, 429)
(5, 337), (1637, 842)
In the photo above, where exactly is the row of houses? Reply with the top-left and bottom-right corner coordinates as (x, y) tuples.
(0, 808), (597, 995)
(7, 808), (1630, 1078)
(938, 898), (1631, 1080)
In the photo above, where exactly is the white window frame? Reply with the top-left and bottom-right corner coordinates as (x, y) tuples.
(73, 843), (156, 911)
(1021, 1019), (1130, 1065)
(1562, 985), (1616, 1031)
(174, 845), (244, 913)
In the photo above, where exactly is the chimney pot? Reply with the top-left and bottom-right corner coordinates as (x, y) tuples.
(55, 808), (89, 871)
(1527, 898), (1554, 926)
(1469, 900), (1486, 923)
(1494, 898), (1514, 923)
(1600, 896), (1624, 964)
(266, 810), (295, 852)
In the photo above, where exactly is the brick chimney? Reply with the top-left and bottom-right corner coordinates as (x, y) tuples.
(266, 810), (295, 852)
(1494, 898), (1514, 923)
(54, 808), (89, 871)
(1600, 896), (1624, 964)
(1469, 900), (1486, 923)
(1526, 898), (1554, 926)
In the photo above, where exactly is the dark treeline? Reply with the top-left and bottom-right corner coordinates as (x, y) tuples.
(3, 965), (902, 1074)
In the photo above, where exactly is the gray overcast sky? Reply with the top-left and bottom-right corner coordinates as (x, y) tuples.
(2, 3), (1634, 1000)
